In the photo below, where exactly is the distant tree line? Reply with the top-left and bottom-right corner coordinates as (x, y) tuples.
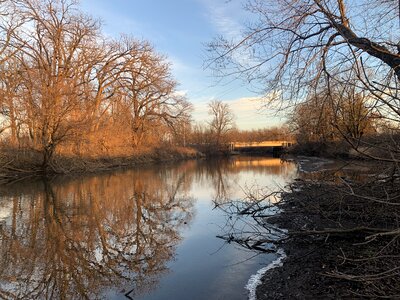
(230, 126), (291, 143)
(187, 100), (291, 152)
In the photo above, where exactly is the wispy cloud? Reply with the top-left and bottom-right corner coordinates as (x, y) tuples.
(199, 0), (256, 82)
(201, 0), (243, 39)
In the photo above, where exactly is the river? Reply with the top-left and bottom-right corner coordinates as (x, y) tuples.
(0, 156), (297, 300)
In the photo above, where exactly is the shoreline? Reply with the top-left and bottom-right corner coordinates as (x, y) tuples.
(246, 249), (287, 300)
(256, 156), (399, 299)
(255, 186), (345, 299)
(0, 146), (204, 183)
(255, 156), (347, 299)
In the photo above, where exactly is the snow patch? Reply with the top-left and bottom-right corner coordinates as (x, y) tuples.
(245, 249), (287, 300)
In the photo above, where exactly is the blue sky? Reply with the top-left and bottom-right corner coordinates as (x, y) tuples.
(80, 0), (285, 129)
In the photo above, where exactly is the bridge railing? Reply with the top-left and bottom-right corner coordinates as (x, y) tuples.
(229, 141), (294, 150)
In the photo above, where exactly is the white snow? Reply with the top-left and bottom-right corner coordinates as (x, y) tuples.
(245, 248), (287, 300)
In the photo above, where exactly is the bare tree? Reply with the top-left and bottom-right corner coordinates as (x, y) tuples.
(0, 58), (24, 146)
(12, 0), (100, 170)
(207, 1), (400, 117)
(117, 38), (191, 147)
(208, 100), (235, 146)
(0, 0), (25, 64)
(288, 85), (376, 144)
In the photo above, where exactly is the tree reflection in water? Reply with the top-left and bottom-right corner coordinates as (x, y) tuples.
(0, 167), (194, 299)
(207, 157), (296, 253)
(0, 157), (296, 300)
(197, 156), (295, 206)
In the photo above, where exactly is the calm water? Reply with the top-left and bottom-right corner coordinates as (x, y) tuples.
(0, 156), (296, 300)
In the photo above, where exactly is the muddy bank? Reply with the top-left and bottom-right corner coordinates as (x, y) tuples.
(256, 186), (353, 299)
(0, 146), (203, 182)
(256, 157), (400, 299)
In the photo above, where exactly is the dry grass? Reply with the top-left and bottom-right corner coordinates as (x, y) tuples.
(0, 143), (202, 181)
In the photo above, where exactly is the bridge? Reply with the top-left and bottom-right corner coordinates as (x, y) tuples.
(228, 140), (294, 154)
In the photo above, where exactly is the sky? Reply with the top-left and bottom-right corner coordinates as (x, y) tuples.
(80, 0), (286, 130)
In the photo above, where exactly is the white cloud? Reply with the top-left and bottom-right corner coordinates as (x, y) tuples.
(191, 94), (286, 130)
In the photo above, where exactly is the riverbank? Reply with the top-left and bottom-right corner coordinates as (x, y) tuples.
(256, 157), (400, 299)
(0, 146), (203, 182)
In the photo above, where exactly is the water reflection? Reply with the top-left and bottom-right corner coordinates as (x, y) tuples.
(0, 167), (194, 299)
(195, 157), (295, 205)
(0, 156), (296, 300)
